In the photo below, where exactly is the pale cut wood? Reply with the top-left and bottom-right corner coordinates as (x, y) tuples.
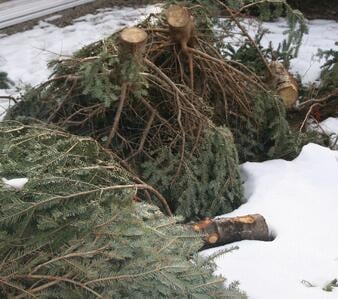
(270, 61), (299, 109)
(119, 27), (148, 62)
(166, 5), (194, 50)
(167, 5), (191, 28)
(120, 27), (148, 45)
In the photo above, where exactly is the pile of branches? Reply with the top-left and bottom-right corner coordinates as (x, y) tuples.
(6, 3), (303, 218)
(0, 122), (246, 298)
(8, 5), (265, 157)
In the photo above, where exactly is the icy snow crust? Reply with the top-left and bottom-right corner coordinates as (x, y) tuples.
(1, 6), (338, 298)
(203, 143), (338, 298)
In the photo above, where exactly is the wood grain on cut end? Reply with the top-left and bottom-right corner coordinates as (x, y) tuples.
(120, 27), (148, 45)
(166, 5), (190, 28)
(207, 233), (219, 244)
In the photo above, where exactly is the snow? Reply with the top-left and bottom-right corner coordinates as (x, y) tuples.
(309, 117), (338, 149)
(203, 143), (338, 298)
(317, 117), (338, 136)
(2, 177), (28, 190)
(0, 5), (160, 88)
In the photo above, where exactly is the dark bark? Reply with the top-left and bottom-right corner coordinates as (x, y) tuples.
(193, 214), (271, 249)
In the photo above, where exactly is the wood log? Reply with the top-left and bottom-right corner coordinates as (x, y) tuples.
(119, 27), (148, 61)
(269, 61), (298, 109)
(192, 214), (270, 248)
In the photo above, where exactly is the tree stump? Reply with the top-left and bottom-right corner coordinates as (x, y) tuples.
(193, 214), (270, 249)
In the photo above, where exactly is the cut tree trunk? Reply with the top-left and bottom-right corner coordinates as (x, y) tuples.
(269, 61), (298, 109)
(166, 5), (194, 88)
(166, 5), (194, 50)
(119, 27), (148, 62)
(192, 214), (270, 249)
(106, 27), (148, 146)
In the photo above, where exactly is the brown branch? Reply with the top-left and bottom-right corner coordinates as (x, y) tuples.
(0, 277), (36, 298)
(47, 77), (78, 123)
(11, 275), (102, 298)
(125, 111), (155, 161)
(299, 103), (321, 132)
(137, 184), (173, 217)
(297, 88), (338, 110)
(106, 83), (128, 147)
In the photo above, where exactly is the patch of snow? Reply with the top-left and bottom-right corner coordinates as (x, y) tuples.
(317, 117), (338, 135)
(44, 14), (63, 22)
(203, 143), (338, 298)
(2, 177), (29, 190)
(309, 117), (338, 149)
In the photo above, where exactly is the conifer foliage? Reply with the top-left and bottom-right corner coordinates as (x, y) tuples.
(0, 122), (246, 298)
(319, 44), (338, 91)
(6, 2), (307, 221)
(142, 126), (243, 220)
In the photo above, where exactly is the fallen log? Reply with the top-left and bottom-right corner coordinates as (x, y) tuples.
(193, 214), (270, 249)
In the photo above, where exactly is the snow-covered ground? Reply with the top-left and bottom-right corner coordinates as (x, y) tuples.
(203, 143), (338, 298)
(1, 5), (338, 298)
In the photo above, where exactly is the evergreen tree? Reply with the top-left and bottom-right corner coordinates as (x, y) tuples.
(142, 127), (243, 220)
(0, 122), (246, 298)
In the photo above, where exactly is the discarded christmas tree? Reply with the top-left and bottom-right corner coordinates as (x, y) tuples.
(6, 2), (306, 219)
(0, 121), (246, 298)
